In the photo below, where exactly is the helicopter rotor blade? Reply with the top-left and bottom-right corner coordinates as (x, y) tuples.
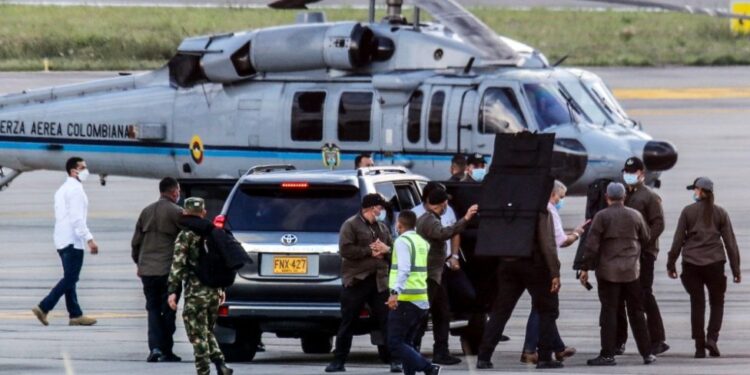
(410, 0), (520, 64)
(580, 0), (750, 21)
(268, 0), (322, 9)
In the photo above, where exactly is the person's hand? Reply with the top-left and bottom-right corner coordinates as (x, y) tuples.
(88, 239), (99, 255)
(219, 291), (226, 305)
(464, 204), (479, 221)
(574, 221), (590, 236)
(168, 293), (178, 311)
(448, 257), (460, 271)
(579, 271), (589, 287)
(668, 270), (678, 279)
(734, 274), (742, 284)
(550, 277), (561, 294)
(386, 295), (398, 310)
(370, 239), (390, 254)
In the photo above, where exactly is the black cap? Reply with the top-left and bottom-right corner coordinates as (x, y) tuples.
(467, 153), (487, 166)
(427, 189), (451, 205)
(687, 177), (714, 192)
(622, 157), (645, 173)
(422, 181), (446, 201)
(362, 193), (388, 209)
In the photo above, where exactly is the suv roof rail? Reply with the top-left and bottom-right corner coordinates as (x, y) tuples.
(244, 164), (297, 175)
(356, 166), (409, 176)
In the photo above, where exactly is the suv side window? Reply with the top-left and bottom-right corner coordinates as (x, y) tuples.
(338, 92), (373, 142)
(394, 182), (420, 210)
(292, 91), (325, 141)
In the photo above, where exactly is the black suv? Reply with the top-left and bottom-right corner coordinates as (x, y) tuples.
(210, 166), (429, 362)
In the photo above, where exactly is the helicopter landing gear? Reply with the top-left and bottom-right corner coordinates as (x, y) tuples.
(99, 174), (108, 186)
(0, 168), (23, 191)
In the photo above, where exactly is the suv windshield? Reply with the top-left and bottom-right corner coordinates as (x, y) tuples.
(226, 184), (360, 232)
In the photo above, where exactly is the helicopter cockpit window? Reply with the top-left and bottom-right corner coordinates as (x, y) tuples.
(428, 91), (445, 144)
(291, 91), (326, 142)
(479, 87), (527, 134)
(407, 91), (423, 144)
(559, 80), (611, 125)
(338, 92), (373, 142)
(523, 83), (572, 131)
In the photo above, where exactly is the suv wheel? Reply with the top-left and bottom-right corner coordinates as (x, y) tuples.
(300, 335), (333, 354)
(221, 326), (262, 363)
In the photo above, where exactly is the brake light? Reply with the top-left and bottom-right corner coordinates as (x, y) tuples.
(359, 308), (370, 319)
(218, 305), (229, 317)
(281, 182), (309, 189)
(213, 215), (226, 229)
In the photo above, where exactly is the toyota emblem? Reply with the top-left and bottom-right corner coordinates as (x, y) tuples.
(280, 234), (298, 246)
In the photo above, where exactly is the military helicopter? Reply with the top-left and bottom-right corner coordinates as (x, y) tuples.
(0, 0), (740, 195)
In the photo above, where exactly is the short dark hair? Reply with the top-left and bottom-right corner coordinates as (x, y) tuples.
(421, 181), (446, 202)
(354, 153), (372, 168)
(65, 157), (84, 175)
(451, 154), (467, 169)
(398, 210), (417, 230)
(159, 177), (179, 193)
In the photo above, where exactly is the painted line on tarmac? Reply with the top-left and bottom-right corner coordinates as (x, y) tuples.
(628, 108), (750, 116)
(0, 311), (145, 320)
(613, 88), (750, 100)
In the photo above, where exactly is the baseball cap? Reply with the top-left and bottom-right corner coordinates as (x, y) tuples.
(606, 182), (626, 200)
(362, 193), (388, 209)
(184, 197), (205, 213)
(467, 153), (487, 166)
(422, 181), (447, 201)
(687, 177), (714, 192)
(427, 189), (451, 205)
(622, 157), (645, 173)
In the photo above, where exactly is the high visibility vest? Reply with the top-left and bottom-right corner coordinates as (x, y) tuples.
(388, 232), (429, 303)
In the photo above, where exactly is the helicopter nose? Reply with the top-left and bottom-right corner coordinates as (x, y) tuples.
(643, 141), (678, 172)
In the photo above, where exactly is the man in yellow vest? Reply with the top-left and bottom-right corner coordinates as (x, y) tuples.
(387, 210), (441, 375)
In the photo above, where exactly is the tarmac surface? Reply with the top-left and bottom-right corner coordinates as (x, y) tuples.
(0, 66), (749, 374)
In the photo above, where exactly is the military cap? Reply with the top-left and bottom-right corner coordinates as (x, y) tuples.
(622, 157), (645, 173)
(184, 197), (205, 213)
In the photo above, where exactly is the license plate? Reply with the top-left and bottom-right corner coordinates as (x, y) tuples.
(273, 256), (308, 274)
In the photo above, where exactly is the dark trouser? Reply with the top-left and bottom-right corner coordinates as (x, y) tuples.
(523, 308), (565, 353)
(388, 302), (431, 375)
(478, 259), (559, 362)
(141, 275), (180, 355)
(427, 277), (452, 355)
(39, 245), (84, 318)
(597, 277), (651, 358)
(680, 261), (726, 344)
(616, 253), (666, 346)
(333, 275), (389, 362)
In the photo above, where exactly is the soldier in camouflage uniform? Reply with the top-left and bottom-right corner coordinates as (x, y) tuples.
(167, 197), (233, 375)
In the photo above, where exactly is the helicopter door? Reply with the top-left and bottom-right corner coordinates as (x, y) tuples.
(473, 83), (530, 155)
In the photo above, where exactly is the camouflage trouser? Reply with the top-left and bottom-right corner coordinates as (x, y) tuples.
(183, 289), (224, 375)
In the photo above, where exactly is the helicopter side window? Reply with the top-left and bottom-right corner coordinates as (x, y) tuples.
(338, 92), (373, 142)
(406, 91), (423, 144)
(523, 83), (571, 131)
(291, 91), (326, 142)
(479, 87), (527, 134)
(428, 91), (445, 144)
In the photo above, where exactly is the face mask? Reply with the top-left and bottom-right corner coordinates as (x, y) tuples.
(376, 210), (387, 222)
(77, 168), (90, 182)
(554, 198), (565, 211)
(623, 173), (638, 185)
(472, 168), (486, 182)
(693, 193), (701, 202)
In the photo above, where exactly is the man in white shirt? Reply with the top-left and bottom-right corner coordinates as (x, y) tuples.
(521, 180), (584, 364)
(32, 157), (99, 326)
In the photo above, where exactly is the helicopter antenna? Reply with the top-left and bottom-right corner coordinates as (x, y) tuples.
(463, 57), (475, 74)
(368, 0), (376, 23)
(200, 83), (211, 109)
(552, 55), (569, 67)
(414, 7), (421, 31)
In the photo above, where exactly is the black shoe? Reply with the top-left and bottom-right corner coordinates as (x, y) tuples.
(325, 360), (346, 373)
(390, 361), (403, 373)
(587, 355), (616, 366)
(614, 343), (626, 356)
(537, 360), (564, 369)
(257, 341), (266, 353)
(499, 335), (510, 342)
(424, 364), (441, 375)
(706, 339), (721, 357)
(146, 349), (163, 363)
(158, 352), (182, 362)
(652, 342), (670, 356)
(695, 349), (706, 358)
(432, 353), (461, 365)
(213, 360), (233, 375)
(476, 360), (493, 369)
(643, 354), (656, 365)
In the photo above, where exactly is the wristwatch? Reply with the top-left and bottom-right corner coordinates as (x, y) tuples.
(450, 254), (460, 260)
(390, 289), (399, 296)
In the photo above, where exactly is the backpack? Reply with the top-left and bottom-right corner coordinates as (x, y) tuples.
(195, 228), (250, 288)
